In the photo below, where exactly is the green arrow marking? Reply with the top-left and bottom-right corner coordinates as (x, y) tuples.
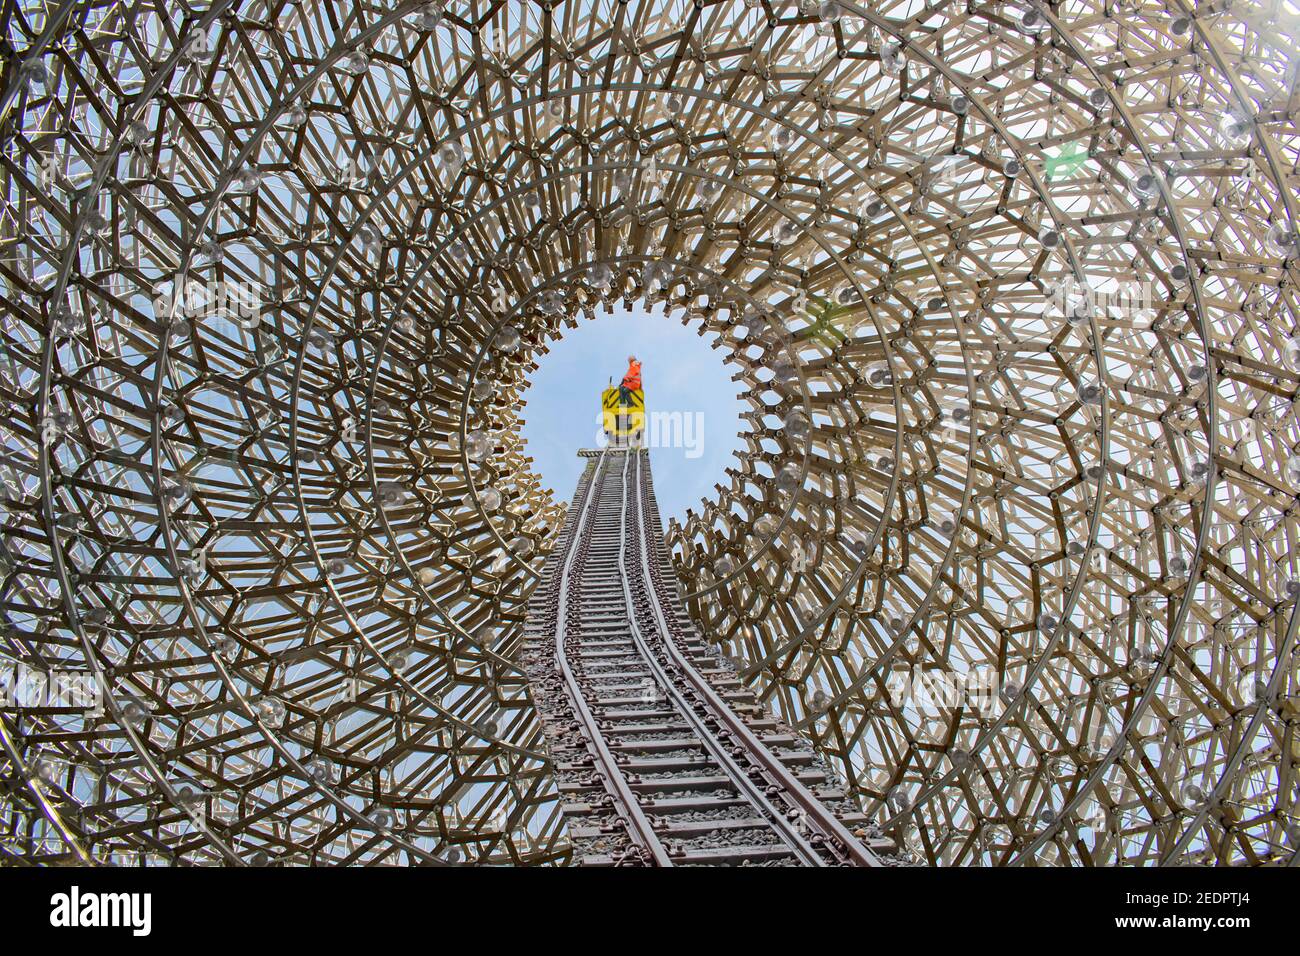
(1046, 140), (1089, 182)
(805, 294), (852, 349)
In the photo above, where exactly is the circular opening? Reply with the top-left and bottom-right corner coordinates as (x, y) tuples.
(520, 303), (746, 522)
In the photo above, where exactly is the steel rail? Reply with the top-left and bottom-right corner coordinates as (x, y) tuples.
(627, 449), (882, 866)
(608, 449), (828, 866)
(540, 444), (870, 865)
(552, 447), (672, 866)
(625, 448), (882, 868)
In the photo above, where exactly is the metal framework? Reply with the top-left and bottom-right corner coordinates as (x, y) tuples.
(0, 0), (1296, 866)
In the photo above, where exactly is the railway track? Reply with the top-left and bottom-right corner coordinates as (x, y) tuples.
(522, 445), (898, 866)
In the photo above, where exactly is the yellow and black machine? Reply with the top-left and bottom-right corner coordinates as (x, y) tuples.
(601, 385), (645, 446)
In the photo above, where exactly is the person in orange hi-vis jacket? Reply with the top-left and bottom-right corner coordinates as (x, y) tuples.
(618, 355), (641, 404)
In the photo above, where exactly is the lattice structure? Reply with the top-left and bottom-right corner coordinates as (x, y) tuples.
(0, 0), (1296, 866)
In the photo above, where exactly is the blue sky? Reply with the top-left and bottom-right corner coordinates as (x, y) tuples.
(520, 303), (746, 523)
